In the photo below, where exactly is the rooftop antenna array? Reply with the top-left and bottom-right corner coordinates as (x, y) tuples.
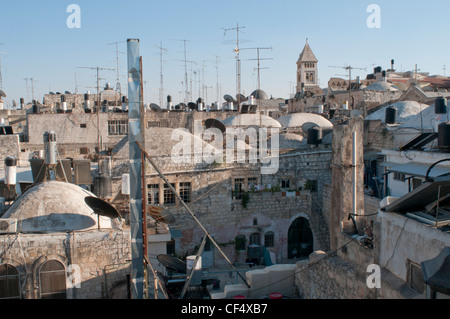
(107, 41), (126, 96)
(328, 65), (366, 109)
(172, 39), (191, 104)
(155, 41), (167, 108)
(76, 66), (115, 152)
(0, 43), (6, 91)
(242, 46), (273, 99)
(223, 23), (246, 104)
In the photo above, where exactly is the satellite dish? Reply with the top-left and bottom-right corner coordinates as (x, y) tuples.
(157, 254), (187, 274)
(84, 196), (121, 219)
(224, 94), (235, 103)
(0, 90), (6, 98)
(205, 118), (226, 133)
(188, 102), (197, 110)
(236, 93), (246, 102)
(147, 205), (176, 224)
(49, 92), (55, 95)
(65, 91), (72, 95)
(179, 103), (187, 110)
(150, 103), (161, 111)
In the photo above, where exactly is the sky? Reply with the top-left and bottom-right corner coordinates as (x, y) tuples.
(1, 0), (450, 108)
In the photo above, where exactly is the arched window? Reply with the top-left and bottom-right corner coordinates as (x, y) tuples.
(235, 235), (246, 251)
(305, 73), (309, 81)
(288, 217), (313, 259)
(264, 232), (274, 247)
(249, 233), (261, 246)
(0, 264), (20, 299)
(39, 260), (67, 299)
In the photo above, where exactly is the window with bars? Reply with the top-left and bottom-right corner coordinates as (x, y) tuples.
(164, 183), (176, 205)
(265, 232), (275, 247)
(147, 184), (160, 205)
(108, 120), (128, 136)
(179, 182), (191, 203)
(0, 264), (20, 299)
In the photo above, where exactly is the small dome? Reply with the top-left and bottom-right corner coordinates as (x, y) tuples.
(277, 113), (333, 130)
(222, 114), (281, 128)
(2, 181), (112, 232)
(250, 90), (269, 100)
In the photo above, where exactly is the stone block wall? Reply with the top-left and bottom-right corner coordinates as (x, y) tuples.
(0, 230), (131, 299)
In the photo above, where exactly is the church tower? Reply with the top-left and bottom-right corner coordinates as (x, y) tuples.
(296, 40), (321, 95)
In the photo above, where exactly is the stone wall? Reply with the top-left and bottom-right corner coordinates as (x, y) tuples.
(0, 135), (20, 161)
(0, 230), (131, 299)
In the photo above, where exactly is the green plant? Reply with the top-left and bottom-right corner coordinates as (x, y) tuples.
(241, 192), (250, 208)
(270, 184), (281, 193)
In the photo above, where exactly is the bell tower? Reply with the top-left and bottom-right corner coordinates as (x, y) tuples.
(296, 39), (320, 94)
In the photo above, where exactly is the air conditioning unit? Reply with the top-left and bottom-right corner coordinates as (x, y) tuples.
(0, 219), (17, 234)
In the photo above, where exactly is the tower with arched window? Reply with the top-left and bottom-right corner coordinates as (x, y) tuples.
(296, 40), (321, 95)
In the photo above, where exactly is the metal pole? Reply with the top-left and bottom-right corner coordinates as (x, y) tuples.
(136, 141), (250, 288)
(127, 38), (144, 299)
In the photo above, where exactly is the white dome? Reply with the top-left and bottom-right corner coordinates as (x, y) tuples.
(222, 114), (282, 128)
(277, 113), (333, 130)
(2, 181), (113, 232)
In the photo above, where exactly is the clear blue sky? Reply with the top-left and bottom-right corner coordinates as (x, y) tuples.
(1, 0), (450, 107)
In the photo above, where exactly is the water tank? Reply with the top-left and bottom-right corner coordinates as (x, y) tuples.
(122, 174), (130, 195)
(186, 256), (202, 286)
(438, 122), (450, 149)
(94, 175), (112, 198)
(374, 66), (382, 73)
(4, 156), (17, 185)
(307, 127), (322, 145)
(385, 106), (397, 124)
(435, 97), (447, 114)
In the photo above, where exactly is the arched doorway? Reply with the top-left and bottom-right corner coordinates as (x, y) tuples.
(288, 217), (313, 259)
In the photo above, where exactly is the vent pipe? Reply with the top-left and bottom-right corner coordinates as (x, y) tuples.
(44, 131), (57, 165)
(127, 38), (144, 299)
(352, 131), (358, 231)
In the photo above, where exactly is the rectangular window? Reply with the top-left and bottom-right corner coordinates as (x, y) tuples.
(164, 183), (176, 205)
(393, 173), (406, 182)
(147, 184), (160, 205)
(179, 182), (191, 203)
(280, 178), (291, 189)
(80, 124), (87, 128)
(412, 178), (423, 190)
(233, 178), (245, 199)
(79, 147), (89, 155)
(108, 120), (128, 136)
(408, 261), (425, 294)
(247, 177), (258, 191)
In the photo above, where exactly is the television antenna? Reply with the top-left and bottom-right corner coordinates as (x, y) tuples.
(155, 41), (167, 108)
(222, 23), (246, 103)
(329, 65), (366, 109)
(172, 39), (191, 104)
(243, 47), (273, 99)
(76, 66), (115, 151)
(24, 77), (36, 102)
(0, 45), (6, 91)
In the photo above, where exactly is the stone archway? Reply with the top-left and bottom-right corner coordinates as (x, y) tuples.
(287, 217), (314, 259)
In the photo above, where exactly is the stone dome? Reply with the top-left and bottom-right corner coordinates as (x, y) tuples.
(2, 181), (113, 233)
